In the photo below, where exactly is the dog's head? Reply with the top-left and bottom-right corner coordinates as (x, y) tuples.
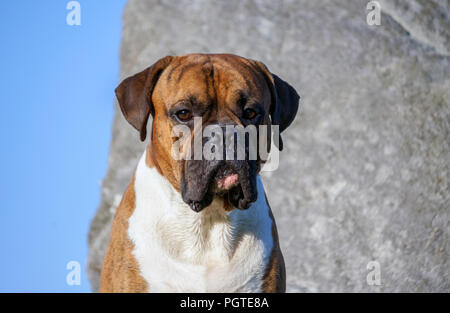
(115, 54), (299, 212)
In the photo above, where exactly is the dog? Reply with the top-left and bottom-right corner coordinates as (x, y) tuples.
(100, 53), (299, 292)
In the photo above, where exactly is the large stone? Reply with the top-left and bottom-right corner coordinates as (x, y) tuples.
(88, 0), (449, 292)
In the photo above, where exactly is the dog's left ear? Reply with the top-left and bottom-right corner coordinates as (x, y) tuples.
(115, 56), (174, 141)
(251, 61), (300, 150)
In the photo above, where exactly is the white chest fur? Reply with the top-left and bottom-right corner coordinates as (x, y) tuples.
(128, 151), (274, 292)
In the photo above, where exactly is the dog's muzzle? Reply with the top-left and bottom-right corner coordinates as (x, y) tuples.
(180, 124), (259, 212)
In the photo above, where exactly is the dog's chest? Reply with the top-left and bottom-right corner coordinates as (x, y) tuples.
(129, 214), (268, 292)
(127, 153), (273, 292)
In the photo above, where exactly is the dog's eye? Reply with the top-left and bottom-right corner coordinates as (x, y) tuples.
(175, 109), (192, 122)
(243, 108), (257, 120)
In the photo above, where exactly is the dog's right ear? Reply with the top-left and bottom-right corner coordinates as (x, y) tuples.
(115, 56), (173, 141)
(250, 60), (300, 151)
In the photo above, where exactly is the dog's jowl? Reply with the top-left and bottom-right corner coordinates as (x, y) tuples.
(100, 53), (300, 293)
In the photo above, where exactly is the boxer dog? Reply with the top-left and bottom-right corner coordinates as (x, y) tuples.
(100, 54), (299, 292)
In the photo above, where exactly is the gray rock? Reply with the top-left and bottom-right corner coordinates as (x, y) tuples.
(88, 0), (450, 292)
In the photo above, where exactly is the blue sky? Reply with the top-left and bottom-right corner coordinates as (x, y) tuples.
(0, 0), (127, 292)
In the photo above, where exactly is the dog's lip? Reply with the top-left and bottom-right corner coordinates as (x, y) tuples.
(213, 166), (240, 191)
(216, 173), (239, 190)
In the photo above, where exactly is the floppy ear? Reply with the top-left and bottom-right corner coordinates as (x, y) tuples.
(251, 61), (300, 150)
(115, 56), (173, 141)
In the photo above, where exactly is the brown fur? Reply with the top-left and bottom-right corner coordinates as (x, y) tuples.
(99, 173), (148, 292)
(145, 141), (163, 177)
(261, 195), (286, 293)
(101, 54), (296, 293)
(149, 54), (272, 193)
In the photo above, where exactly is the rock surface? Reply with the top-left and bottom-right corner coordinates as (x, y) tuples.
(88, 0), (450, 292)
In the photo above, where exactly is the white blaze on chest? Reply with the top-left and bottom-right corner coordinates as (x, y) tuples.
(128, 151), (274, 292)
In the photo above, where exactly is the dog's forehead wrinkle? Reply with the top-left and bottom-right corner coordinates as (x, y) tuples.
(163, 57), (264, 113)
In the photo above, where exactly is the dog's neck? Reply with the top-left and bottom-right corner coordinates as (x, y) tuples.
(130, 149), (272, 265)
(128, 150), (274, 291)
